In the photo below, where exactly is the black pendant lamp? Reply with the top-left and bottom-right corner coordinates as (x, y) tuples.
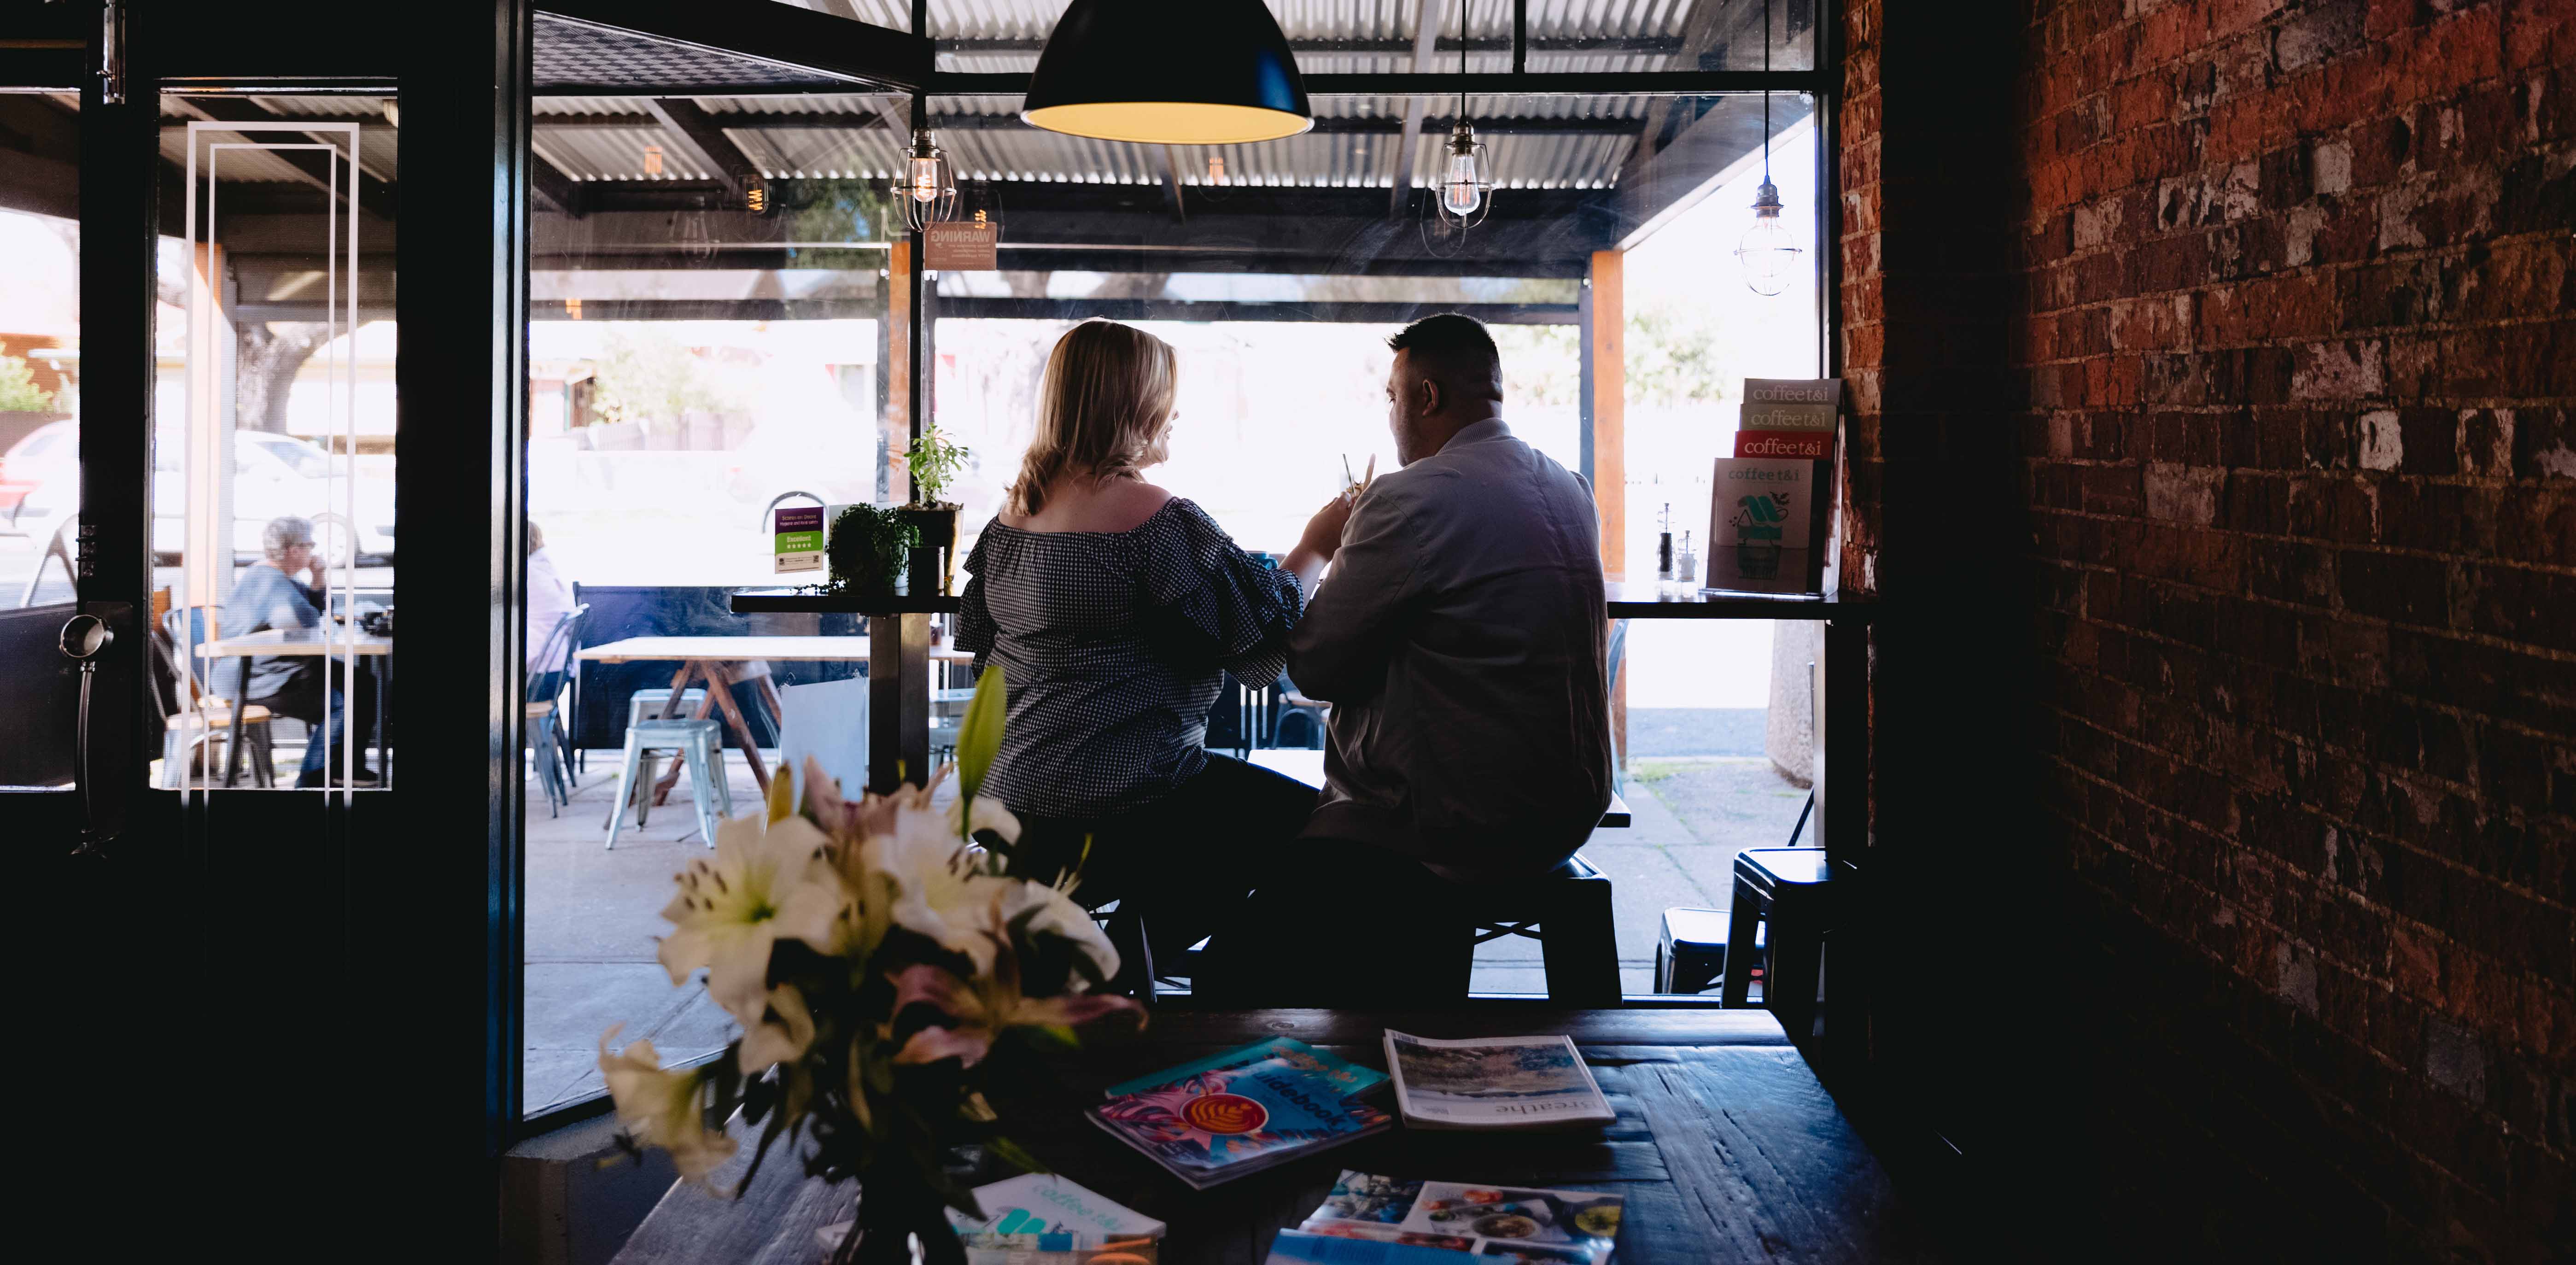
(1022, 0), (1313, 146)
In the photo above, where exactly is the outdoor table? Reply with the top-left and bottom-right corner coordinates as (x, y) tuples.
(576, 635), (976, 802)
(197, 627), (393, 786)
(1244, 747), (1634, 829)
(607, 1006), (1940, 1265)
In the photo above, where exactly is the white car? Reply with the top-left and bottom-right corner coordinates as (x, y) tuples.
(8, 421), (397, 567)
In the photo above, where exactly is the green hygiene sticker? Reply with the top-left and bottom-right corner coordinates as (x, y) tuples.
(774, 505), (824, 574)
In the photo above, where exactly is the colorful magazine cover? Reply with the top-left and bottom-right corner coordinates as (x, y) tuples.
(1104, 1035), (1388, 1099)
(1296, 1171), (1623, 1265)
(1382, 1032), (1614, 1130)
(1089, 1055), (1393, 1189)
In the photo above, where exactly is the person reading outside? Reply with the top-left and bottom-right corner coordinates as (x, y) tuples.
(1214, 313), (1612, 1002)
(955, 318), (1356, 968)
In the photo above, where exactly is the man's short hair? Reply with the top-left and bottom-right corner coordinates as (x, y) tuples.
(263, 515), (314, 562)
(1386, 313), (1502, 400)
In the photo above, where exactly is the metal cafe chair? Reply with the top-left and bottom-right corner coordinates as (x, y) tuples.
(149, 620), (275, 788)
(524, 603), (590, 816)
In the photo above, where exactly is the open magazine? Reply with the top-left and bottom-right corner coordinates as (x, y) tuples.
(1280, 1171), (1624, 1264)
(1089, 1051), (1392, 1189)
(1381, 1031), (1613, 1130)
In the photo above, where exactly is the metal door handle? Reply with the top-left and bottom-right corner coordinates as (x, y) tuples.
(58, 610), (115, 855)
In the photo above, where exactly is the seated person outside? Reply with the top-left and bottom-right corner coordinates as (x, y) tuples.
(1211, 313), (1613, 1002)
(212, 516), (382, 787)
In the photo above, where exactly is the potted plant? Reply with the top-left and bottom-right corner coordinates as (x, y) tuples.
(898, 426), (969, 597)
(827, 503), (919, 599)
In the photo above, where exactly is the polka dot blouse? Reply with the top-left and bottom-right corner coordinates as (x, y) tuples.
(954, 498), (1305, 820)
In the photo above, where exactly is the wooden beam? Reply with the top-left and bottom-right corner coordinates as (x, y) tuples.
(167, 97), (398, 223)
(528, 152), (583, 217)
(1586, 250), (1625, 576)
(885, 239), (913, 502)
(639, 97), (759, 197)
(1587, 249), (1627, 775)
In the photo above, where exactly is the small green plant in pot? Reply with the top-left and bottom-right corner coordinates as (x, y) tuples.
(827, 504), (918, 598)
(898, 427), (969, 596)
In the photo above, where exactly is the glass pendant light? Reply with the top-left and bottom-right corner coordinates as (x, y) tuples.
(900, 128), (957, 231)
(1735, 0), (1802, 296)
(1023, 0), (1311, 145)
(1434, 0), (1491, 225)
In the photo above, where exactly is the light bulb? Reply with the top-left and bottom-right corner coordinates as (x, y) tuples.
(1439, 125), (1487, 219)
(899, 129), (957, 231)
(1735, 180), (1802, 298)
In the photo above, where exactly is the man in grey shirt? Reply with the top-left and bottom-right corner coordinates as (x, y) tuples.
(1215, 314), (1611, 1002)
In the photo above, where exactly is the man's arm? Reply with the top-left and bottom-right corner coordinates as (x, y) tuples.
(1285, 484), (1424, 702)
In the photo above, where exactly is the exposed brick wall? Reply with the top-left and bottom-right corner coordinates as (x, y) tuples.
(1843, 0), (2573, 1258)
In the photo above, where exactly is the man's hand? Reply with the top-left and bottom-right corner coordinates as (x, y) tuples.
(306, 559), (330, 589)
(1298, 489), (1357, 562)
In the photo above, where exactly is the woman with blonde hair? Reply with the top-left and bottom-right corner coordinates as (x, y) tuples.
(956, 319), (1353, 966)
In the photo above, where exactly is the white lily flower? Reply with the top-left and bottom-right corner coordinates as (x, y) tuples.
(658, 810), (841, 1029)
(874, 799), (1017, 972)
(996, 880), (1120, 987)
(598, 1026), (737, 1185)
(735, 984), (817, 1075)
(947, 794), (1021, 845)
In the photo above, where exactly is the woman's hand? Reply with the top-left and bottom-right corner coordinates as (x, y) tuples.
(1282, 489), (1357, 598)
(1297, 489), (1357, 562)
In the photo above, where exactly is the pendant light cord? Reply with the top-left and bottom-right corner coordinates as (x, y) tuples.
(1457, 0), (1468, 122)
(1761, 0), (1772, 184)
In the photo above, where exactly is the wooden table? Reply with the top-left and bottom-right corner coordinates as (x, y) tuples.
(577, 635), (976, 801)
(197, 628), (393, 786)
(1243, 748), (1634, 829)
(608, 1007), (1940, 1265)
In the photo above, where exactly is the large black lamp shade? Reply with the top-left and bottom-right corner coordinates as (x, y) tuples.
(1022, 0), (1314, 145)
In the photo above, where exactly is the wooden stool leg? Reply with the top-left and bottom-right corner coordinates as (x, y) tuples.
(1722, 878), (1763, 1008)
(1540, 881), (1622, 1005)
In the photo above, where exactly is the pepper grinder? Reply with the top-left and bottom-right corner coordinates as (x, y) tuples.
(1656, 503), (1674, 581)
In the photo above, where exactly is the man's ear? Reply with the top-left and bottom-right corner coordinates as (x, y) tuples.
(1419, 377), (1443, 415)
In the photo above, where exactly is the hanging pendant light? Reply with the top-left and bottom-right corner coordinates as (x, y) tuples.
(1735, 0), (1802, 296)
(900, 127), (958, 231)
(1022, 0), (1312, 145)
(1433, 0), (1491, 224)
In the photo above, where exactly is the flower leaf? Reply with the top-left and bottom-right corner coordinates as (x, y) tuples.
(955, 664), (1007, 809)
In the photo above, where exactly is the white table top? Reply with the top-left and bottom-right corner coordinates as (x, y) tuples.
(578, 635), (977, 664)
(197, 628), (393, 657)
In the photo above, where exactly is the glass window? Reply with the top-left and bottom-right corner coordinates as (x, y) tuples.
(156, 93), (399, 793)
(0, 89), (82, 789)
(521, 66), (1825, 1117)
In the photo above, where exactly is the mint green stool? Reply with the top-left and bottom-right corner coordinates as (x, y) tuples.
(603, 718), (731, 849)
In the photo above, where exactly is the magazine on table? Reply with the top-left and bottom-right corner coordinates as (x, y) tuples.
(1104, 1035), (1388, 1099)
(1381, 1031), (1614, 1130)
(1089, 1052), (1393, 1189)
(1277, 1170), (1625, 1264)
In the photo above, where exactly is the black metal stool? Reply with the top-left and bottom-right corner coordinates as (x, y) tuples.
(1450, 852), (1621, 1004)
(1656, 906), (1763, 995)
(1723, 849), (1834, 1038)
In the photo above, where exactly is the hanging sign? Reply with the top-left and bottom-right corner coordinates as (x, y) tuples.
(923, 219), (999, 271)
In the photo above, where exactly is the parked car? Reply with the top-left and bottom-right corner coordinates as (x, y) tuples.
(0, 420), (76, 523)
(8, 421), (396, 566)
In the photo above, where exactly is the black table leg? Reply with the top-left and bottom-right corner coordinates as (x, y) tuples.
(224, 660), (251, 787)
(374, 653), (389, 779)
(868, 612), (930, 793)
